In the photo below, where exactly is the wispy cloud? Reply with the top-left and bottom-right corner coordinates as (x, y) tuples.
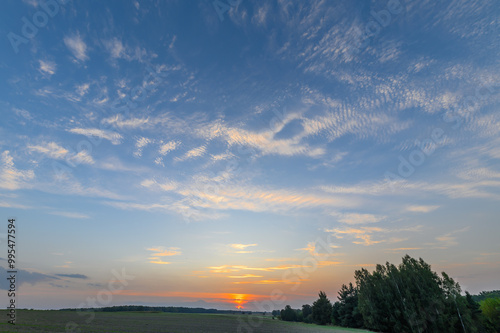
(406, 205), (439, 213)
(229, 243), (258, 253)
(0, 151), (35, 190)
(28, 142), (95, 165)
(28, 142), (68, 159)
(147, 246), (181, 265)
(39, 60), (56, 75)
(55, 273), (88, 279)
(64, 33), (88, 62)
(332, 212), (386, 224)
(434, 227), (470, 249)
(325, 225), (422, 246)
(49, 211), (90, 219)
(175, 145), (206, 162)
(68, 128), (123, 145)
(229, 243), (258, 250)
(103, 115), (150, 129)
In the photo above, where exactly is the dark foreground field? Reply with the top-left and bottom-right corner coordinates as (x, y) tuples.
(0, 310), (372, 333)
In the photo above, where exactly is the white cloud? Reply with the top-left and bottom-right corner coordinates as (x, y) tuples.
(105, 38), (125, 59)
(140, 178), (178, 192)
(103, 115), (150, 129)
(211, 152), (234, 161)
(28, 142), (68, 159)
(174, 146), (206, 162)
(49, 211), (90, 219)
(64, 34), (88, 62)
(159, 141), (180, 155)
(333, 212), (386, 225)
(406, 205), (439, 213)
(0, 151), (35, 190)
(39, 60), (56, 75)
(68, 128), (123, 145)
(133, 136), (152, 157)
(76, 83), (90, 96)
(28, 142), (94, 165)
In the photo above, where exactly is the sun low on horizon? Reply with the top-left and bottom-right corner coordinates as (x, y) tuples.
(0, 0), (499, 313)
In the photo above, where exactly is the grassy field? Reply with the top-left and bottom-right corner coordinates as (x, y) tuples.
(0, 310), (373, 333)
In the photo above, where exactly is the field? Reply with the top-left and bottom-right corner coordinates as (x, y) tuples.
(0, 310), (373, 333)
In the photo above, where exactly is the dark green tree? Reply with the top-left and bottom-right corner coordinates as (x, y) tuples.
(355, 255), (486, 333)
(302, 304), (313, 323)
(280, 305), (298, 322)
(312, 291), (332, 325)
(334, 282), (363, 328)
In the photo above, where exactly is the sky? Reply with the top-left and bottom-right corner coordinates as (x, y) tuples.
(0, 0), (499, 311)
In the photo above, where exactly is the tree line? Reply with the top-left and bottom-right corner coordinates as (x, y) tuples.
(276, 255), (500, 332)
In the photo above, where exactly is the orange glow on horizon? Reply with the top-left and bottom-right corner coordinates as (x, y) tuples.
(118, 290), (258, 309)
(231, 294), (248, 309)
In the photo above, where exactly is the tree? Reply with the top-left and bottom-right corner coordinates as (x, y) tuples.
(480, 297), (500, 331)
(280, 305), (298, 322)
(312, 291), (332, 325)
(302, 304), (313, 323)
(334, 282), (363, 328)
(354, 255), (487, 333)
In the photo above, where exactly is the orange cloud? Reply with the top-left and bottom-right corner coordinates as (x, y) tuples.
(228, 274), (263, 278)
(230, 243), (258, 250)
(147, 246), (181, 264)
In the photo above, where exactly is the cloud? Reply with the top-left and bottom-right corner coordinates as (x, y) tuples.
(68, 128), (123, 145)
(39, 60), (56, 75)
(28, 142), (94, 165)
(55, 273), (89, 279)
(76, 83), (90, 96)
(325, 225), (422, 246)
(174, 146), (206, 162)
(386, 247), (423, 252)
(134, 136), (151, 157)
(103, 115), (150, 129)
(13, 108), (33, 120)
(211, 152), (235, 161)
(147, 246), (181, 265)
(64, 34), (88, 62)
(207, 264), (310, 273)
(0, 150), (35, 190)
(104, 38), (125, 59)
(49, 211), (90, 219)
(0, 266), (58, 289)
(229, 243), (258, 250)
(0, 201), (31, 209)
(28, 142), (68, 159)
(434, 227), (470, 249)
(332, 212), (386, 224)
(320, 178), (500, 201)
(140, 178), (178, 191)
(406, 205), (439, 213)
(195, 119), (325, 158)
(228, 274), (264, 279)
(159, 141), (180, 155)
(147, 246), (181, 257)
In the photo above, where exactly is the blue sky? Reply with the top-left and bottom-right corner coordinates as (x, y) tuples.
(0, 0), (499, 310)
